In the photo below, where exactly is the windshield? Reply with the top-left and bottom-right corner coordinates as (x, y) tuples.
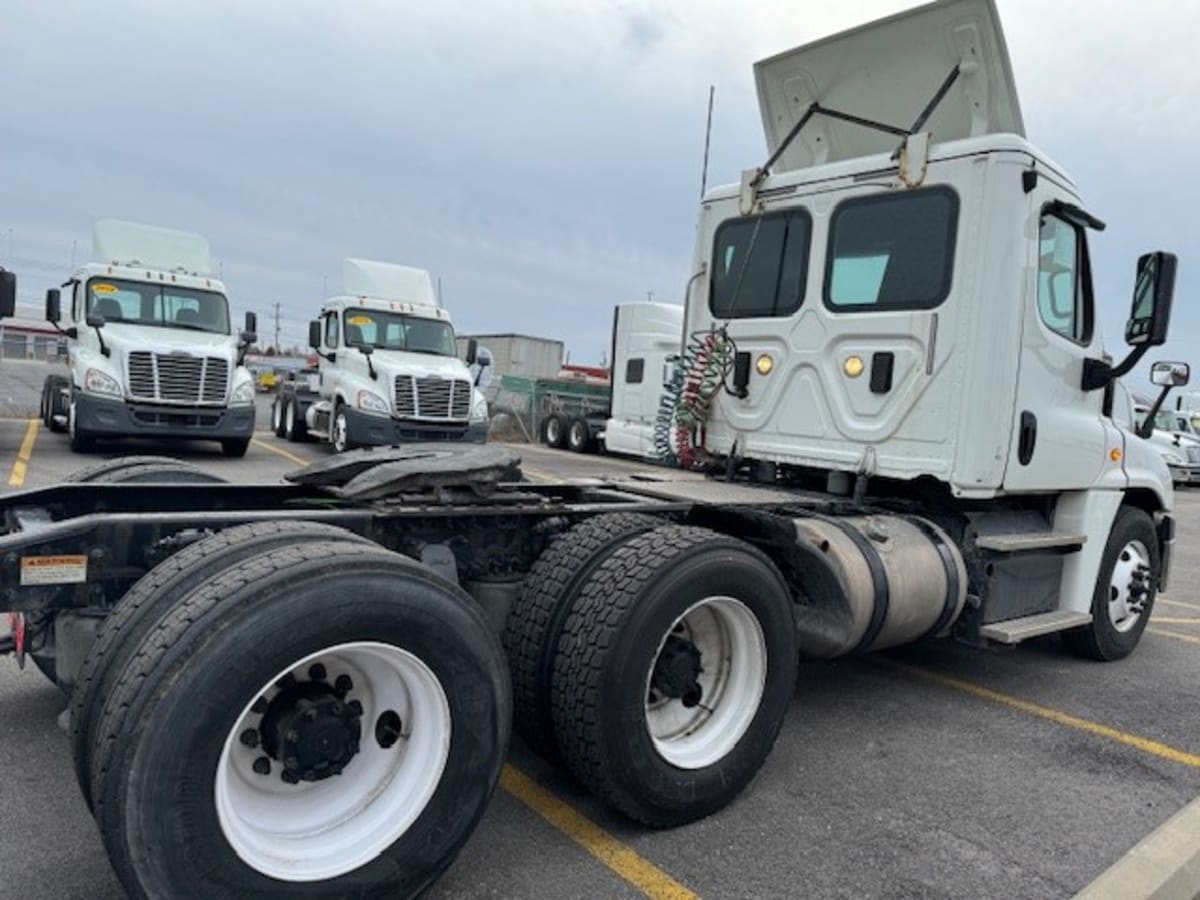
(343, 309), (456, 356)
(1154, 411), (1180, 433)
(86, 277), (230, 335)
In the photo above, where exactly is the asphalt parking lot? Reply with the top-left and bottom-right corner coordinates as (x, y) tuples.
(1, 402), (1198, 899)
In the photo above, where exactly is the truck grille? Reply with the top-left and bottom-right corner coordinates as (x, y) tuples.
(393, 375), (471, 421)
(1187, 445), (1200, 465)
(127, 352), (229, 404)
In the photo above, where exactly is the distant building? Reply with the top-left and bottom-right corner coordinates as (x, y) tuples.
(456, 333), (565, 399)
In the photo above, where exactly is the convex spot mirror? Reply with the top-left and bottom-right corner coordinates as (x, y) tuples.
(45, 287), (61, 323)
(1125, 252), (1177, 347)
(1151, 361), (1190, 387)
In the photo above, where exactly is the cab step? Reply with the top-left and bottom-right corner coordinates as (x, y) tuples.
(973, 532), (1087, 553)
(979, 610), (1092, 644)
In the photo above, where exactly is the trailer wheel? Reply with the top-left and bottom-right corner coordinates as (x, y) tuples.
(1063, 507), (1159, 661)
(91, 541), (508, 899)
(566, 416), (593, 453)
(551, 525), (797, 827)
(541, 413), (566, 448)
(271, 398), (286, 437)
(222, 438), (251, 458)
(69, 520), (371, 809)
(284, 397), (308, 442)
(503, 513), (661, 757)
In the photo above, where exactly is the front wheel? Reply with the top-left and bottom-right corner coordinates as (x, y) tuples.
(331, 405), (353, 453)
(68, 397), (96, 453)
(92, 541), (509, 899)
(221, 438), (251, 458)
(1063, 506), (1159, 661)
(284, 398), (307, 443)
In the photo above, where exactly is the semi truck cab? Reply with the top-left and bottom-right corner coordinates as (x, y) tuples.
(42, 220), (257, 456)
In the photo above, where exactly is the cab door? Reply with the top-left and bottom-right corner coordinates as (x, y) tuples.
(1002, 185), (1112, 491)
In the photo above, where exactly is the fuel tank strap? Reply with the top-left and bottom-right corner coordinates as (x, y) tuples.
(800, 511), (890, 654)
(900, 515), (961, 638)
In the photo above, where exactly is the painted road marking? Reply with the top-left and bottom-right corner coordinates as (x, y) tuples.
(521, 464), (565, 484)
(890, 662), (1200, 770)
(8, 419), (39, 487)
(1159, 597), (1200, 612)
(250, 437), (310, 467)
(501, 765), (697, 900)
(1150, 617), (1200, 625)
(1148, 627), (1200, 647)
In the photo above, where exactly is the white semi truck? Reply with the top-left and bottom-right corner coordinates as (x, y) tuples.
(40, 220), (258, 456)
(271, 258), (488, 451)
(0, 2), (1188, 897)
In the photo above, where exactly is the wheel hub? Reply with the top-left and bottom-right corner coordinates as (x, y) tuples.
(651, 634), (704, 706)
(260, 678), (362, 782)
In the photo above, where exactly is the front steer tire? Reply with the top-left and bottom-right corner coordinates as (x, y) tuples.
(69, 520), (371, 809)
(90, 540), (509, 900)
(551, 525), (797, 827)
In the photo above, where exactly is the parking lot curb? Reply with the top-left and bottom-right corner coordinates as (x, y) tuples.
(1075, 794), (1200, 899)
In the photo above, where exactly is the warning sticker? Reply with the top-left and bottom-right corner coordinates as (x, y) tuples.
(91, 283), (118, 294)
(20, 555), (88, 586)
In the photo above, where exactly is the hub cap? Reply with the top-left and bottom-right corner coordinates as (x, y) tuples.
(1109, 539), (1153, 633)
(546, 417), (560, 443)
(215, 641), (452, 882)
(333, 413), (348, 452)
(644, 596), (766, 770)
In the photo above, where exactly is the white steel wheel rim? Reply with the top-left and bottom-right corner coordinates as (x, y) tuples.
(644, 596), (767, 770)
(271, 401), (281, 431)
(1109, 539), (1151, 633)
(333, 413), (348, 451)
(285, 401), (295, 434)
(215, 641), (452, 883)
(570, 422), (586, 446)
(546, 417), (560, 443)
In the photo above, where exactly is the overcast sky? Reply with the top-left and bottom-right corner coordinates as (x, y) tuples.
(3, 0), (1197, 380)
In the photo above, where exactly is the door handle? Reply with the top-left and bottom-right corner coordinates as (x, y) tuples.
(1018, 411), (1037, 465)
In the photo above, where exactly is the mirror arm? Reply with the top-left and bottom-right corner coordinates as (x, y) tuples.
(93, 324), (110, 358)
(361, 348), (377, 380)
(1137, 384), (1175, 440)
(1082, 345), (1150, 392)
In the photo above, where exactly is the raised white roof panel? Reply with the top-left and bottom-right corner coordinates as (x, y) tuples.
(755, 0), (1024, 172)
(342, 258), (437, 306)
(92, 219), (212, 275)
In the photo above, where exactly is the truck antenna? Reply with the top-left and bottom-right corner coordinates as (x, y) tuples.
(700, 85), (715, 199)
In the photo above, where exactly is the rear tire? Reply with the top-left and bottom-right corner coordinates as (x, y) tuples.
(69, 520), (371, 810)
(66, 456), (224, 484)
(566, 417), (593, 453)
(284, 397), (307, 443)
(221, 438), (251, 458)
(1063, 507), (1159, 661)
(271, 398), (286, 437)
(503, 513), (661, 758)
(541, 413), (566, 449)
(551, 525), (797, 827)
(91, 541), (508, 900)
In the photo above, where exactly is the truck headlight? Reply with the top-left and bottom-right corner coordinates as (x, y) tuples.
(231, 381), (255, 405)
(84, 368), (122, 397)
(357, 390), (389, 414)
(1163, 451), (1184, 466)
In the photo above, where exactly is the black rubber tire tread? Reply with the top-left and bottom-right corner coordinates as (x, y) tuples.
(1062, 506), (1159, 661)
(541, 413), (566, 448)
(271, 398), (286, 437)
(503, 512), (661, 757)
(221, 438), (251, 458)
(566, 416), (592, 453)
(91, 540), (507, 900)
(284, 396), (308, 442)
(46, 375), (69, 432)
(39, 379), (50, 426)
(550, 524), (798, 827)
(87, 462), (227, 484)
(69, 520), (371, 809)
(65, 456), (205, 483)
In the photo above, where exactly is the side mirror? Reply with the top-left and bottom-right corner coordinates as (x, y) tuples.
(1151, 361), (1190, 387)
(1126, 252), (1177, 347)
(0, 270), (16, 319)
(465, 338), (478, 366)
(359, 344), (373, 355)
(245, 311), (258, 334)
(45, 288), (61, 324)
(477, 347), (492, 368)
(240, 330), (257, 345)
(85, 313), (106, 328)
(308, 320), (322, 350)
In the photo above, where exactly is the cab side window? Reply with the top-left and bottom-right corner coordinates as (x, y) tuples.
(1037, 213), (1093, 344)
(324, 312), (340, 349)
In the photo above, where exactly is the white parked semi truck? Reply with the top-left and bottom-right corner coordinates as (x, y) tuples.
(0, 2), (1188, 897)
(40, 220), (258, 456)
(271, 258), (489, 451)
(541, 301), (684, 456)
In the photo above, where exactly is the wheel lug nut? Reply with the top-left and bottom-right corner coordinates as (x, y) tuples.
(303, 769), (315, 780)
(239, 729), (259, 748)
(285, 756), (300, 771)
(305, 709), (318, 722)
(281, 770), (299, 785)
(308, 663), (327, 682)
(286, 730), (300, 744)
(335, 675), (353, 695)
(252, 756), (271, 776)
(348, 700), (363, 716)
(331, 701), (344, 715)
(250, 697), (269, 715)
(277, 673), (296, 690)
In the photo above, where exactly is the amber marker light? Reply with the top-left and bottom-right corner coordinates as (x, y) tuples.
(1110, 448), (1123, 462)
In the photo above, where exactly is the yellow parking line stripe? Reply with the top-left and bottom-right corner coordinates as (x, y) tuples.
(500, 765), (697, 900)
(8, 419), (39, 487)
(1148, 628), (1200, 647)
(888, 662), (1200, 769)
(250, 438), (309, 467)
(1150, 617), (1200, 625)
(1158, 597), (1200, 612)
